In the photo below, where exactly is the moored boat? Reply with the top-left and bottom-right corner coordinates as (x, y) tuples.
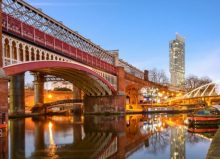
(187, 105), (220, 125)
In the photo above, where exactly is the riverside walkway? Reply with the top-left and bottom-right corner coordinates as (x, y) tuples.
(206, 127), (220, 159)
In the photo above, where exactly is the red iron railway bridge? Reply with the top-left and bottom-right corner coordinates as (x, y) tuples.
(0, 0), (169, 118)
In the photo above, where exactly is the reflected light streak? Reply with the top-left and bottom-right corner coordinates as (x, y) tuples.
(48, 121), (57, 157)
(49, 122), (54, 145)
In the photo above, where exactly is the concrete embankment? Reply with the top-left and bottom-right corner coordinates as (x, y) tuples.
(206, 127), (220, 159)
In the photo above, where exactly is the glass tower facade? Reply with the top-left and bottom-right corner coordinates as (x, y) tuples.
(169, 34), (185, 87)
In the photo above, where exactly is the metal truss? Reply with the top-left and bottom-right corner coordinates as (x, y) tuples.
(2, 0), (114, 64)
(183, 81), (220, 99)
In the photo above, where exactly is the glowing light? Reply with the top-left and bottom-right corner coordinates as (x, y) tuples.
(48, 94), (53, 99)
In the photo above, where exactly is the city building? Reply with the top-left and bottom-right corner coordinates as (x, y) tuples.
(169, 33), (185, 87)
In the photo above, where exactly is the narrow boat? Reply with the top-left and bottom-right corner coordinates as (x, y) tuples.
(187, 105), (220, 125)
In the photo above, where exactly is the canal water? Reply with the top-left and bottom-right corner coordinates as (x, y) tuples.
(2, 114), (217, 159)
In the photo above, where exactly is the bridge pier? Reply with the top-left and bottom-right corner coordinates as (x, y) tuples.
(9, 73), (25, 115)
(84, 67), (126, 114)
(72, 84), (82, 99)
(117, 66), (125, 95)
(33, 73), (44, 105)
(84, 95), (125, 114)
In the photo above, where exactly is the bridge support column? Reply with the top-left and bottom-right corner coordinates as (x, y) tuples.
(33, 73), (44, 105)
(84, 95), (125, 114)
(73, 84), (82, 99)
(117, 66), (125, 95)
(84, 67), (126, 114)
(9, 73), (25, 115)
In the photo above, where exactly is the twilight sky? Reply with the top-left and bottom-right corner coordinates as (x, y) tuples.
(26, 0), (220, 81)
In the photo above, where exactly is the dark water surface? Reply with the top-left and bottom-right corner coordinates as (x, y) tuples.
(2, 114), (216, 159)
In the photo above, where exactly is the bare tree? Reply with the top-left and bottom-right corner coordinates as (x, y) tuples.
(148, 68), (169, 85)
(184, 75), (212, 91)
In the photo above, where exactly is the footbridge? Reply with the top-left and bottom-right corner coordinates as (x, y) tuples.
(31, 99), (83, 114)
(0, 0), (169, 117)
(170, 81), (220, 106)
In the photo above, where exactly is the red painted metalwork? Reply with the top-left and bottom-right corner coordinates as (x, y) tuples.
(2, 12), (116, 75)
(188, 128), (217, 133)
(3, 61), (116, 93)
(0, 124), (6, 129)
(188, 116), (220, 121)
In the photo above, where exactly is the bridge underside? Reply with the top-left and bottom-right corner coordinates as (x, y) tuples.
(4, 61), (116, 96)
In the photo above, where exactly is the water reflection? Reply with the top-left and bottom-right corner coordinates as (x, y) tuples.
(2, 114), (217, 159)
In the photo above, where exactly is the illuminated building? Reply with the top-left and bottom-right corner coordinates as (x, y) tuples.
(169, 33), (185, 87)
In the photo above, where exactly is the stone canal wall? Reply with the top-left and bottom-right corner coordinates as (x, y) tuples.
(206, 128), (220, 159)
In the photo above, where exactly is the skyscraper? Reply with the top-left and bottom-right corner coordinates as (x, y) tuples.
(169, 33), (185, 87)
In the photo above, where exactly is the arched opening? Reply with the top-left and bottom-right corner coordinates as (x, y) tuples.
(4, 38), (10, 58)
(46, 53), (49, 60)
(42, 52), (45, 60)
(25, 46), (29, 61)
(36, 50), (40, 60)
(31, 48), (35, 61)
(19, 44), (24, 61)
(126, 85), (140, 107)
(139, 87), (160, 104)
(12, 41), (17, 60)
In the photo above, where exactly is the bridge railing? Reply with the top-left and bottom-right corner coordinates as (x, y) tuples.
(2, 12), (116, 75)
(119, 59), (144, 79)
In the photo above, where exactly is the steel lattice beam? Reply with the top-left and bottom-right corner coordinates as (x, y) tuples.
(2, 0), (114, 64)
